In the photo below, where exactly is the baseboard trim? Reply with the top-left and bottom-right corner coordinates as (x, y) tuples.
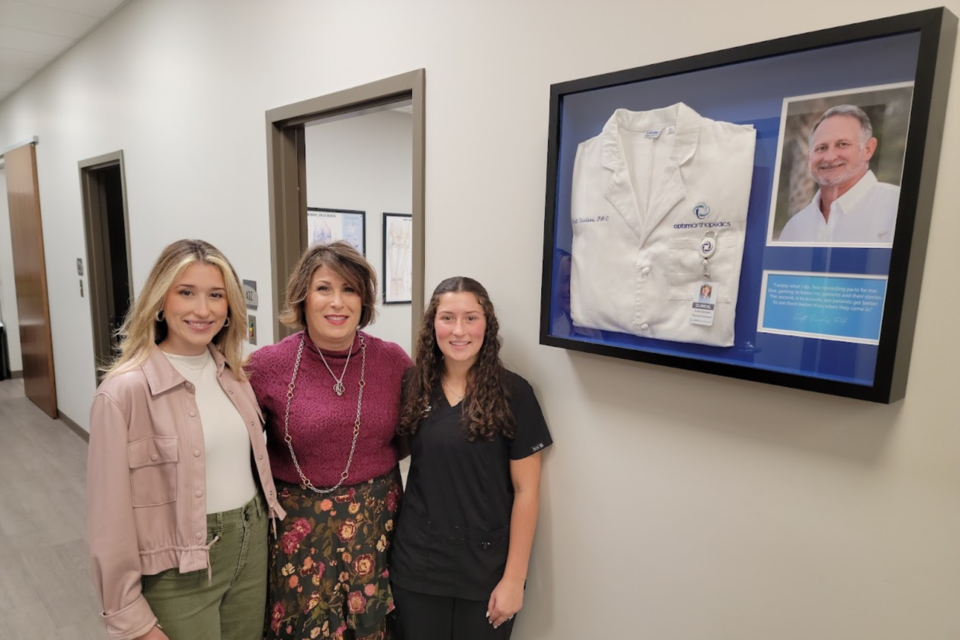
(59, 411), (89, 443)
(11, 370), (23, 379)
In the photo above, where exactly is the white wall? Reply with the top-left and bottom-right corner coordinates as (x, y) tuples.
(0, 1), (958, 638)
(0, 169), (23, 372)
(304, 109), (413, 353)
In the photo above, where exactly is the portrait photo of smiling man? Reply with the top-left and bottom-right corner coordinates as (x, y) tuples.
(768, 84), (913, 246)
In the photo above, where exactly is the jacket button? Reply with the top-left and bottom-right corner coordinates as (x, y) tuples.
(196, 532), (203, 540)
(193, 449), (202, 457)
(185, 383), (194, 392)
(150, 454), (159, 462)
(250, 421), (255, 426)
(640, 323), (649, 330)
(229, 390), (234, 395)
(189, 410), (197, 417)
(641, 266), (650, 276)
(259, 454), (263, 460)
(196, 490), (203, 498)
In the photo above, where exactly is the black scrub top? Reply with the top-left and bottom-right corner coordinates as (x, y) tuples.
(390, 370), (552, 601)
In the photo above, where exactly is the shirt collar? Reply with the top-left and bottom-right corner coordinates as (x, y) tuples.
(143, 344), (227, 395)
(827, 170), (879, 216)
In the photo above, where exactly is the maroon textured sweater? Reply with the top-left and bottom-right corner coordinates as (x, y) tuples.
(248, 331), (411, 487)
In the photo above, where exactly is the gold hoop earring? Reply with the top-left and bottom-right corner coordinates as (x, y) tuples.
(155, 309), (165, 322)
(223, 317), (230, 327)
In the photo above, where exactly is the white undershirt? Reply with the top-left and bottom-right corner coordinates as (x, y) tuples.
(163, 350), (257, 514)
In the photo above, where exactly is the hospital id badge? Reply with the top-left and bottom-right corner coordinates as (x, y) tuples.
(690, 281), (718, 326)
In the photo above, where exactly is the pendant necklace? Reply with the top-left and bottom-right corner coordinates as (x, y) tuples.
(282, 331), (366, 494)
(315, 337), (353, 397)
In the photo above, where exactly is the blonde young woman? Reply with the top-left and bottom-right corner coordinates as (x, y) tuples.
(87, 239), (285, 640)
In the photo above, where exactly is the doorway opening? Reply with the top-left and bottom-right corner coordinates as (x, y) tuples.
(265, 70), (425, 350)
(80, 151), (132, 382)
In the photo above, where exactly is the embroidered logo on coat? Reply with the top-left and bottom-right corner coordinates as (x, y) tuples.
(694, 202), (711, 219)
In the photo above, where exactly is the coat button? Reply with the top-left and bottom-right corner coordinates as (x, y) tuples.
(196, 532), (203, 540)
(150, 454), (158, 462)
(249, 421), (254, 426)
(193, 449), (202, 457)
(641, 266), (650, 276)
(189, 410), (197, 417)
(259, 454), (264, 460)
(195, 490), (203, 498)
(185, 383), (194, 392)
(640, 323), (649, 330)
(229, 390), (234, 395)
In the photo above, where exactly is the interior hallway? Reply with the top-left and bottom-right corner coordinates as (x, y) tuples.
(0, 378), (107, 639)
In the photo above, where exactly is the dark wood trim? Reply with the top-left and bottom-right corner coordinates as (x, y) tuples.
(5, 143), (57, 418)
(58, 410), (89, 443)
(79, 150), (131, 383)
(265, 70), (426, 348)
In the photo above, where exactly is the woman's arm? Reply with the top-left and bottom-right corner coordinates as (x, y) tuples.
(486, 451), (543, 629)
(87, 394), (163, 640)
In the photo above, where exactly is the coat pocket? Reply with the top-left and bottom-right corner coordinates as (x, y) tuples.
(666, 233), (739, 303)
(128, 435), (179, 507)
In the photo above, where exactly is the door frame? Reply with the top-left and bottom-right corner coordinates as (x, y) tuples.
(79, 150), (131, 380)
(265, 69), (426, 347)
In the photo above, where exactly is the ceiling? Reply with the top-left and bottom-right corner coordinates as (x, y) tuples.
(0, 0), (130, 104)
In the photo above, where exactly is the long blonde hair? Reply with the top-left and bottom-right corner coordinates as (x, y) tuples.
(103, 239), (248, 380)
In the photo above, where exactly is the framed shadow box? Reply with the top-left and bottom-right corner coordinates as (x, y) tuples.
(539, 8), (957, 403)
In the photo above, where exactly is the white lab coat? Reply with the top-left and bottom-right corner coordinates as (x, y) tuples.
(570, 103), (756, 347)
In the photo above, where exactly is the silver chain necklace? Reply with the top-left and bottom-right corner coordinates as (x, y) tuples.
(315, 337), (353, 397)
(282, 331), (366, 494)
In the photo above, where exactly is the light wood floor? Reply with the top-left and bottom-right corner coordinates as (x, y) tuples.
(0, 378), (108, 640)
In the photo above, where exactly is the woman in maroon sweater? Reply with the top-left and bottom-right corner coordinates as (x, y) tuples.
(247, 241), (411, 640)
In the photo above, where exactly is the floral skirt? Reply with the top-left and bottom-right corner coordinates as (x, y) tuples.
(265, 468), (402, 640)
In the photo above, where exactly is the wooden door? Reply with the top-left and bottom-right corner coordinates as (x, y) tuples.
(5, 144), (57, 418)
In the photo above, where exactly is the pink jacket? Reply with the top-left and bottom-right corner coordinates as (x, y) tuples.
(87, 345), (286, 640)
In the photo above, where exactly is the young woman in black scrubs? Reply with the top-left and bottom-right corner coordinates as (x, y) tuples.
(390, 277), (552, 640)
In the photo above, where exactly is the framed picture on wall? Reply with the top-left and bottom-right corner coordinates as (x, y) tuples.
(538, 8), (957, 403)
(383, 213), (413, 304)
(307, 207), (366, 255)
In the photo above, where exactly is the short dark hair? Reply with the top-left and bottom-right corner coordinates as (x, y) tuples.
(279, 241), (378, 330)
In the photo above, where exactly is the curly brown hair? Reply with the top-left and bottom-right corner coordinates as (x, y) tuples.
(398, 277), (515, 441)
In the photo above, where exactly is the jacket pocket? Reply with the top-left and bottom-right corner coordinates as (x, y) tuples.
(459, 525), (510, 590)
(128, 435), (179, 507)
(666, 233), (739, 303)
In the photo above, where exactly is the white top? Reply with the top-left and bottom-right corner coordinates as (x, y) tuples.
(163, 350), (257, 514)
(778, 171), (900, 245)
(570, 103), (756, 347)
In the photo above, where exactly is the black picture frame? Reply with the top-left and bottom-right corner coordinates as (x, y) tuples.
(306, 207), (366, 256)
(539, 8), (957, 404)
(382, 213), (413, 304)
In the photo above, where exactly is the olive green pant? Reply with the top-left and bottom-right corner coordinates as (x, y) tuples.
(142, 493), (268, 640)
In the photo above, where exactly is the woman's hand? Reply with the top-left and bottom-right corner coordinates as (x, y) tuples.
(487, 577), (524, 629)
(136, 625), (170, 640)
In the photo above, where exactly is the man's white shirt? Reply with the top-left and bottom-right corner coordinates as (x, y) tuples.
(778, 170), (900, 245)
(570, 103), (756, 347)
